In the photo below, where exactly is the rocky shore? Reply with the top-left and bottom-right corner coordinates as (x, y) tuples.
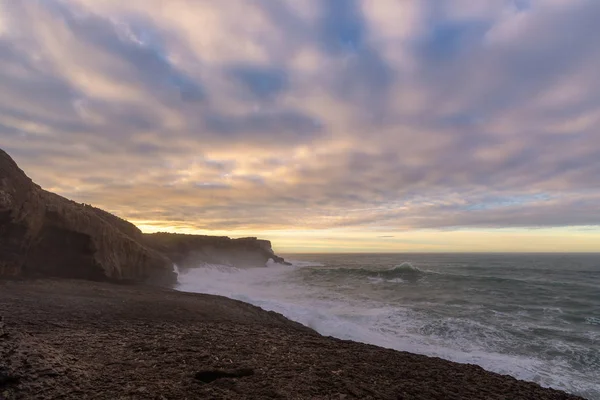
(0, 148), (588, 399)
(0, 279), (584, 400)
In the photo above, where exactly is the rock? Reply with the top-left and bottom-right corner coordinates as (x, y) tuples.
(0, 147), (286, 284)
(0, 148), (176, 285)
(144, 233), (290, 269)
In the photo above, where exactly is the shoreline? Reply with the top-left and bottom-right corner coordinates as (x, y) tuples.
(0, 279), (585, 399)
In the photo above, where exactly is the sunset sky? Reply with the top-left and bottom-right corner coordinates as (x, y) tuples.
(1, 0), (599, 252)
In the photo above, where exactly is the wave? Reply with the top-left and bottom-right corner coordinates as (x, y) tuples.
(586, 316), (600, 326)
(285, 259), (327, 268)
(306, 263), (600, 296)
(310, 262), (426, 282)
(180, 258), (592, 293)
(174, 262), (598, 398)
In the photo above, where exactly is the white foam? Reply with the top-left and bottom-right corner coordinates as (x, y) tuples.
(286, 259), (326, 268)
(586, 316), (600, 326)
(175, 263), (597, 399)
(387, 278), (405, 283)
(367, 276), (385, 284)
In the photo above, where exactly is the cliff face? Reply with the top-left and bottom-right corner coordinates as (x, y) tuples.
(0, 149), (176, 285)
(144, 232), (290, 269)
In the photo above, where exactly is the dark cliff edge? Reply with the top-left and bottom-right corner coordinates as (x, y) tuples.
(144, 232), (291, 270)
(0, 148), (176, 286)
(0, 148), (288, 285)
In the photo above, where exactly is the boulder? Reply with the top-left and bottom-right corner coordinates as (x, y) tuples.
(0, 148), (175, 285)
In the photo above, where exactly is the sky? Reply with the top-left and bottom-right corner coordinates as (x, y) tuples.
(1, 0), (600, 253)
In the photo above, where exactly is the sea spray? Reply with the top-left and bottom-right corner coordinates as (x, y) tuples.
(176, 253), (600, 399)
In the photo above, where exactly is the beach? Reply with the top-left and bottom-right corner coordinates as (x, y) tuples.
(174, 254), (599, 398)
(0, 279), (584, 400)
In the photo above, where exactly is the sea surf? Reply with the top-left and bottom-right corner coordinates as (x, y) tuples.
(176, 253), (600, 399)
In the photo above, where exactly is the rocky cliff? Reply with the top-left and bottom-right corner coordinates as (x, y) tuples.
(144, 232), (290, 269)
(0, 148), (176, 285)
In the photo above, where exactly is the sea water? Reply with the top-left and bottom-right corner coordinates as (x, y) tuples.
(176, 253), (600, 399)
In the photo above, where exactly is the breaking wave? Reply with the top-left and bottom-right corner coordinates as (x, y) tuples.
(311, 262), (425, 281)
(175, 254), (600, 399)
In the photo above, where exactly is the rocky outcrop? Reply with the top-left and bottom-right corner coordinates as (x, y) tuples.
(144, 232), (291, 269)
(0, 148), (288, 284)
(0, 149), (176, 285)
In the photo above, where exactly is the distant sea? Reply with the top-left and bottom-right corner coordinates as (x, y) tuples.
(176, 253), (600, 399)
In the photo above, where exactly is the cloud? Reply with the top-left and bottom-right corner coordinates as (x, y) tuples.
(227, 65), (289, 100)
(204, 110), (321, 139)
(1, 0), (600, 238)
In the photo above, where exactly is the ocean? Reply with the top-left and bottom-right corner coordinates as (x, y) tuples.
(176, 253), (600, 399)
